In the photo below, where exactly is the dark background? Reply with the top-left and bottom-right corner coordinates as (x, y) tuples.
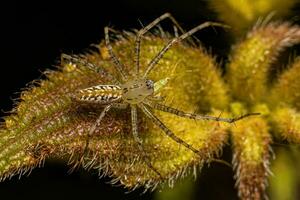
(1, 1), (299, 200)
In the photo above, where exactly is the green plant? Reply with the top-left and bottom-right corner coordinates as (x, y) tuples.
(1, 1), (300, 200)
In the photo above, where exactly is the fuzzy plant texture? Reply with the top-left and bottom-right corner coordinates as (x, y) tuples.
(2, 4), (300, 200)
(209, 0), (297, 36)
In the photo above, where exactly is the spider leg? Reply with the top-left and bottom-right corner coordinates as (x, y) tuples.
(104, 26), (128, 81)
(143, 22), (230, 78)
(135, 12), (191, 77)
(80, 104), (113, 165)
(131, 105), (162, 178)
(61, 54), (120, 85)
(139, 104), (200, 154)
(148, 102), (260, 123)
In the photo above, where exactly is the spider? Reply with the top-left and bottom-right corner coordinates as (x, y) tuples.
(62, 13), (259, 177)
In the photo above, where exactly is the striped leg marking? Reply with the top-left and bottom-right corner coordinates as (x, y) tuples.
(139, 104), (200, 154)
(149, 103), (260, 123)
(131, 105), (162, 178)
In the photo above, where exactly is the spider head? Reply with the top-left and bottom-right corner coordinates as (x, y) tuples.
(122, 79), (154, 104)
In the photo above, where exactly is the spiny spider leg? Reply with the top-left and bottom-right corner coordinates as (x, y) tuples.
(81, 104), (113, 163)
(104, 27), (129, 81)
(131, 105), (162, 178)
(143, 22), (230, 78)
(135, 13), (192, 77)
(148, 102), (260, 123)
(61, 54), (120, 85)
(139, 104), (200, 155)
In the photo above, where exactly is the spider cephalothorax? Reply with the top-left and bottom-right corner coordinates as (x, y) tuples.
(122, 79), (154, 104)
(62, 13), (259, 177)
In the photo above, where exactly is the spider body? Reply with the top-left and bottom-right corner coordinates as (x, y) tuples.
(62, 13), (259, 177)
(75, 78), (156, 105)
(74, 85), (122, 103)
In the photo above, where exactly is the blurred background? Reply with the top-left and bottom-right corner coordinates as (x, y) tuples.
(1, 1), (300, 199)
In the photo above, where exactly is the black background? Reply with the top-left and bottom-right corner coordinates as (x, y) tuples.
(1, 1), (299, 200)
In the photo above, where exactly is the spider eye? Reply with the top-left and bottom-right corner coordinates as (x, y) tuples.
(145, 80), (154, 89)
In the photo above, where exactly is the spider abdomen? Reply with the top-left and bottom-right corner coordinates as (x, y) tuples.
(75, 85), (122, 103)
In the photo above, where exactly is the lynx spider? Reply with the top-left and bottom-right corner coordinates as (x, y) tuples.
(62, 13), (259, 177)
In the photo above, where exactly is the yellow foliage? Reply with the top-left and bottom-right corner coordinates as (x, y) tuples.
(210, 0), (297, 36)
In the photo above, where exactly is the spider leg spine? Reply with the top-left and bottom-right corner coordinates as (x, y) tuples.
(131, 105), (162, 178)
(143, 21), (229, 78)
(104, 26), (129, 81)
(85, 103), (113, 148)
(77, 104), (113, 168)
(139, 103), (200, 155)
(61, 53), (120, 85)
(135, 12), (193, 77)
(148, 102), (260, 123)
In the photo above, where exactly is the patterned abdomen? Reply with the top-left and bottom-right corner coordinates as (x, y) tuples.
(74, 85), (122, 104)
